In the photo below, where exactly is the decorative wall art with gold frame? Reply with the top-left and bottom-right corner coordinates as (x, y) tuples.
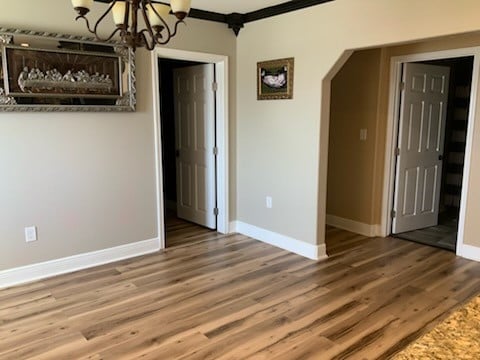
(257, 57), (294, 100)
(0, 28), (136, 112)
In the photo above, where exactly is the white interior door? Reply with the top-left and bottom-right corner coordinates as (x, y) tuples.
(392, 63), (450, 234)
(173, 64), (216, 229)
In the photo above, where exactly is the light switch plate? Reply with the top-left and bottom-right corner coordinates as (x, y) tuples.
(266, 196), (273, 209)
(360, 129), (368, 141)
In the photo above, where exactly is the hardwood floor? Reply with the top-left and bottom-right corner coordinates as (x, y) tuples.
(1, 223), (480, 359)
(165, 213), (217, 248)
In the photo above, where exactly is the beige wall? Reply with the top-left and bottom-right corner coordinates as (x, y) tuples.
(0, 1), (236, 271)
(327, 49), (383, 224)
(4, 0), (480, 272)
(236, 0), (480, 248)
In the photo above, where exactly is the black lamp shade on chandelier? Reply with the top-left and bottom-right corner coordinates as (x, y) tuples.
(71, 0), (191, 51)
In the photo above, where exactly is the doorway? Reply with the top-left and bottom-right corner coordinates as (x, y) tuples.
(152, 49), (229, 249)
(383, 48), (480, 255)
(391, 57), (473, 251)
(158, 59), (216, 245)
(325, 45), (479, 257)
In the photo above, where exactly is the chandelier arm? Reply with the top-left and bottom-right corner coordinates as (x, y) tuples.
(103, 26), (124, 43)
(153, 21), (183, 46)
(170, 20), (184, 38)
(92, 0), (120, 41)
(138, 29), (156, 51)
(75, 15), (95, 35)
(155, 20), (184, 45)
(140, 1), (157, 46)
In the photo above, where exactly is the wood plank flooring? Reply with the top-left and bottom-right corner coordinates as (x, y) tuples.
(1, 221), (480, 359)
(165, 213), (217, 248)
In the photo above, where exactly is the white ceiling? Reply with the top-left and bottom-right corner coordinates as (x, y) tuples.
(191, 0), (289, 14)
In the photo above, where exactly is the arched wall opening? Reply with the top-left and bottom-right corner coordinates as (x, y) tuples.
(318, 32), (480, 258)
(319, 31), (480, 259)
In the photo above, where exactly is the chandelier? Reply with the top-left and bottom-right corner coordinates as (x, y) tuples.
(71, 0), (191, 51)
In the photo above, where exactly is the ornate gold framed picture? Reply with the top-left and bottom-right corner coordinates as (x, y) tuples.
(257, 57), (294, 100)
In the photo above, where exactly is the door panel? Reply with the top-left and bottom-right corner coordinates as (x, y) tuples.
(421, 166), (437, 213)
(392, 63), (450, 234)
(406, 102), (423, 151)
(402, 167), (417, 216)
(179, 164), (192, 208)
(174, 64), (216, 229)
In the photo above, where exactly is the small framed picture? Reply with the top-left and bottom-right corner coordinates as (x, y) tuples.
(257, 57), (294, 100)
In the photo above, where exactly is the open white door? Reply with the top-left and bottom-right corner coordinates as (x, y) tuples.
(173, 64), (216, 229)
(392, 63), (450, 234)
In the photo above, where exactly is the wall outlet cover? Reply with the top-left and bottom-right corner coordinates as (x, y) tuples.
(25, 226), (37, 242)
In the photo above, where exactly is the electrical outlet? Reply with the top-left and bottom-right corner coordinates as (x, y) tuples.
(25, 226), (37, 243)
(266, 196), (273, 209)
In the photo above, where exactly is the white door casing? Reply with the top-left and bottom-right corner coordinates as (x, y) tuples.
(392, 63), (450, 234)
(173, 64), (217, 229)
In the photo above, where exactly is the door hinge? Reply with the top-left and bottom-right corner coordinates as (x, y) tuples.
(213, 207), (219, 216)
(400, 82), (405, 91)
(212, 82), (218, 92)
(395, 148), (400, 156)
(391, 209), (397, 219)
(213, 146), (218, 156)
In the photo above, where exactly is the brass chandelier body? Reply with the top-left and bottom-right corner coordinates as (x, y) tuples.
(71, 0), (191, 51)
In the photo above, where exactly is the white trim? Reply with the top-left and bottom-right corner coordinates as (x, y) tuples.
(151, 52), (166, 249)
(151, 48), (229, 250)
(381, 47), (480, 257)
(0, 238), (160, 289)
(235, 221), (327, 261)
(457, 54), (480, 259)
(457, 244), (480, 262)
(214, 59), (229, 235)
(380, 61), (403, 238)
(326, 214), (379, 237)
(229, 221), (239, 233)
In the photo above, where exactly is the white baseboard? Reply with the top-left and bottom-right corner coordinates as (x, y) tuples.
(326, 214), (379, 237)
(0, 238), (160, 289)
(234, 221), (326, 261)
(457, 243), (480, 262)
(229, 221), (239, 234)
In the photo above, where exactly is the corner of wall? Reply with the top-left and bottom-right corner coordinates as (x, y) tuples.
(232, 221), (327, 261)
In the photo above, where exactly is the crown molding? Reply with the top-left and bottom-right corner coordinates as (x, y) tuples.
(244, 0), (334, 23)
(92, 0), (335, 36)
(188, 8), (227, 23)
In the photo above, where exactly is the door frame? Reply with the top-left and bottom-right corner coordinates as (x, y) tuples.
(151, 48), (229, 249)
(381, 46), (480, 257)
